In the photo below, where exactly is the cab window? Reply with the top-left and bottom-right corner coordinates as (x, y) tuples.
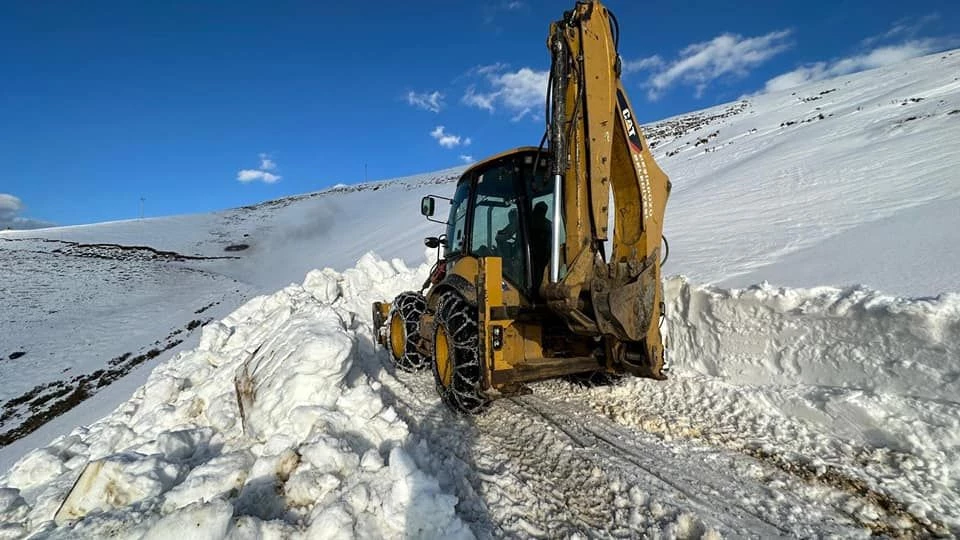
(470, 163), (526, 288)
(445, 181), (471, 255)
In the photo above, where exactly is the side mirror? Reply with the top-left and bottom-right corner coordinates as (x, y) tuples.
(424, 236), (447, 249)
(420, 196), (436, 217)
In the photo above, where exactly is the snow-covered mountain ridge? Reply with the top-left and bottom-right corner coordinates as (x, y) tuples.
(1, 49), (959, 537)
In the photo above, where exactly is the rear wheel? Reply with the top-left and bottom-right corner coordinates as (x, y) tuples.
(432, 292), (490, 414)
(386, 292), (428, 372)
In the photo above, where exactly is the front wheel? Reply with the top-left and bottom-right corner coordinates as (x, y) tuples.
(432, 292), (490, 414)
(385, 291), (428, 372)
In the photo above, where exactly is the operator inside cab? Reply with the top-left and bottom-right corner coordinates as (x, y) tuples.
(529, 201), (552, 286)
(495, 209), (522, 284)
(495, 201), (552, 294)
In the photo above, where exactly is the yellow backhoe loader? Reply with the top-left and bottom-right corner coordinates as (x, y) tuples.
(373, 0), (671, 413)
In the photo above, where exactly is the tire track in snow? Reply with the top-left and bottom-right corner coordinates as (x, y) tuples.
(572, 375), (957, 537)
(375, 355), (844, 538)
(370, 355), (654, 537)
(507, 394), (845, 538)
(522, 387), (947, 536)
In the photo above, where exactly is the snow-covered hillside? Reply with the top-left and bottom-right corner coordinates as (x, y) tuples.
(0, 168), (464, 471)
(1, 50), (959, 537)
(649, 50), (960, 295)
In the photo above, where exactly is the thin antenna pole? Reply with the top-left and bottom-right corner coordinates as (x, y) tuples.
(139, 197), (145, 219)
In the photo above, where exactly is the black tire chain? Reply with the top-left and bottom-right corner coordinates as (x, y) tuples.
(433, 292), (490, 414)
(385, 291), (429, 371)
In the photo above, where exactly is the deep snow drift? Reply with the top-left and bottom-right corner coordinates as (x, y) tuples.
(2, 49), (960, 537)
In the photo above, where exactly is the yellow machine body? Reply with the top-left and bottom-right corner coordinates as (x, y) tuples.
(373, 0), (671, 411)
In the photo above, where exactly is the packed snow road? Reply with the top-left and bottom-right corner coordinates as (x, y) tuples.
(1, 253), (955, 538)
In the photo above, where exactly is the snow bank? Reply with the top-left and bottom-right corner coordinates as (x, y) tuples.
(664, 276), (960, 400)
(0, 253), (470, 538)
(583, 276), (960, 529)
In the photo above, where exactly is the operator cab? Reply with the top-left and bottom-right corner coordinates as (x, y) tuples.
(421, 147), (563, 297)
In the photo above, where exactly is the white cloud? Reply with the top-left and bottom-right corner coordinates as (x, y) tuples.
(406, 90), (445, 113)
(430, 126), (470, 149)
(645, 30), (793, 99)
(764, 39), (947, 93)
(623, 55), (664, 74)
(762, 67), (824, 93)
(483, 2), (525, 24)
(470, 62), (509, 76)
(0, 193), (54, 230)
(463, 86), (496, 112)
(0, 193), (21, 214)
(459, 154), (475, 164)
(238, 153), (282, 184)
(496, 68), (549, 110)
(862, 13), (940, 47)
(237, 170), (282, 184)
(258, 153), (276, 171)
(462, 66), (548, 116)
(510, 108), (532, 122)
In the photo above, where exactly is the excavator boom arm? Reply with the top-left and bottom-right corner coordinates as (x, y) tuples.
(545, 1), (671, 376)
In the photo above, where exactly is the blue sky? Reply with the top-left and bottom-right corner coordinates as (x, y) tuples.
(1, 0), (957, 228)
